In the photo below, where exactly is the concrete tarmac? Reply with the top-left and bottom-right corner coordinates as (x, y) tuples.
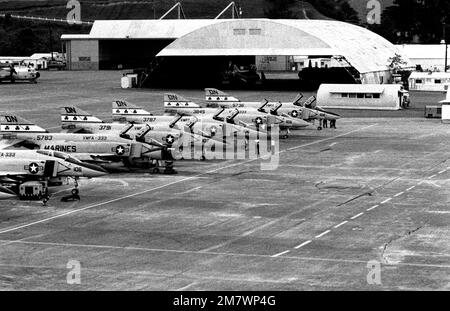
(0, 71), (449, 290)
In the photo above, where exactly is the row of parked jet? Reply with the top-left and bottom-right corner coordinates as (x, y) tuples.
(0, 89), (340, 202)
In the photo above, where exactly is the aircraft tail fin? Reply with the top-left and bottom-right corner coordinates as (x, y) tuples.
(112, 100), (152, 119)
(205, 88), (240, 102)
(0, 114), (47, 133)
(303, 96), (317, 108)
(135, 124), (152, 144)
(257, 99), (269, 112)
(61, 106), (103, 130)
(226, 109), (239, 123)
(164, 93), (200, 108)
(212, 107), (225, 121)
(292, 93), (304, 106)
(185, 116), (198, 129)
(270, 102), (283, 115)
(169, 114), (183, 128)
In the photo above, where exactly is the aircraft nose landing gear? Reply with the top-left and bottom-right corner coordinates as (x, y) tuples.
(163, 161), (176, 174)
(61, 178), (81, 202)
(42, 193), (50, 206)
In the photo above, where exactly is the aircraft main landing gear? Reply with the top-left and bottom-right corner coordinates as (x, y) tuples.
(149, 160), (177, 175)
(280, 129), (289, 139)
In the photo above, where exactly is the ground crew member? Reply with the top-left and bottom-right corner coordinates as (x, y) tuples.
(330, 120), (336, 129)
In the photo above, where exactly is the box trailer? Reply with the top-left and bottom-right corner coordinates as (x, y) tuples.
(409, 72), (450, 92)
(424, 105), (441, 118)
(317, 84), (410, 110)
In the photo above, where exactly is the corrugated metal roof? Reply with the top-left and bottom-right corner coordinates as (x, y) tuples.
(87, 19), (222, 39)
(157, 19), (410, 74)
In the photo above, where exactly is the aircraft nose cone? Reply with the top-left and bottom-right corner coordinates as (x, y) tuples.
(0, 186), (16, 199)
(291, 118), (310, 128)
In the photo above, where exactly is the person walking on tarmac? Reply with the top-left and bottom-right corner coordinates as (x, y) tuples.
(322, 119), (328, 128)
(9, 63), (17, 80)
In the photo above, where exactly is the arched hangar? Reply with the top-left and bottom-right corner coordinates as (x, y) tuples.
(62, 18), (410, 84)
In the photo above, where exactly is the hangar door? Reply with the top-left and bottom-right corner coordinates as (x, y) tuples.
(99, 39), (174, 70)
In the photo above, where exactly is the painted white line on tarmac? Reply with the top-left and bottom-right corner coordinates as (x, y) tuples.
(406, 186), (416, 191)
(294, 240), (312, 249)
(283, 124), (378, 153)
(380, 198), (392, 204)
(367, 205), (379, 211)
(0, 124), (378, 235)
(334, 221), (348, 229)
(315, 230), (331, 239)
(272, 250), (290, 258)
(438, 169), (447, 174)
(350, 213), (364, 220)
(3, 239), (450, 269)
(176, 282), (198, 291)
(394, 191), (404, 197)
(429, 174), (437, 179)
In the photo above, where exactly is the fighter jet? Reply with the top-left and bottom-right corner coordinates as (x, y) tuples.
(204, 88), (341, 130)
(0, 149), (107, 201)
(112, 100), (263, 140)
(0, 114), (180, 173)
(0, 62), (40, 83)
(61, 106), (229, 162)
(163, 93), (310, 138)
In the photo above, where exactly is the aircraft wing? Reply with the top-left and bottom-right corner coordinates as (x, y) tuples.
(0, 172), (29, 184)
(236, 119), (253, 128)
(60, 153), (122, 164)
(0, 171), (28, 177)
(195, 130), (212, 139)
(86, 153), (124, 164)
(0, 139), (28, 150)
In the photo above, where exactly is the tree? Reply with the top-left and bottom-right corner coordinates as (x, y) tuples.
(368, 0), (450, 44)
(264, 0), (297, 19)
(263, 0), (360, 24)
(387, 53), (408, 72)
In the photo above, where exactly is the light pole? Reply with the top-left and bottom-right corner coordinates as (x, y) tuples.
(443, 21), (448, 72)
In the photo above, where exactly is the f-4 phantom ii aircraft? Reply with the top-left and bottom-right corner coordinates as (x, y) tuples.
(163, 93), (310, 138)
(0, 114), (180, 173)
(0, 63), (40, 83)
(61, 106), (230, 162)
(204, 88), (341, 130)
(112, 100), (262, 139)
(0, 149), (107, 201)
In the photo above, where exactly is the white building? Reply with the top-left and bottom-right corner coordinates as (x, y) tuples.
(408, 72), (450, 92)
(396, 44), (449, 72)
(317, 84), (409, 110)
